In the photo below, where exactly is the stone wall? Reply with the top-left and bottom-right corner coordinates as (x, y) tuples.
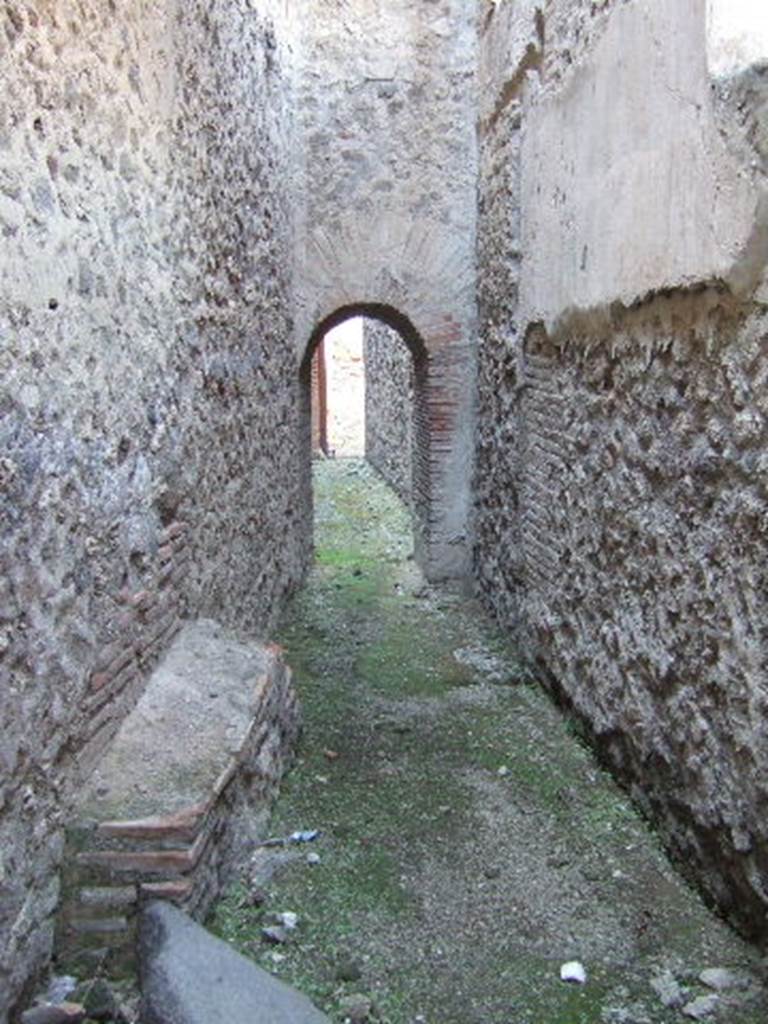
(474, 0), (768, 939)
(0, 1), (302, 1013)
(293, 0), (478, 581)
(364, 319), (414, 505)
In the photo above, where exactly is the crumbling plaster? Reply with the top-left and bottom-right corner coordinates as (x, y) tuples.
(521, 0), (766, 333)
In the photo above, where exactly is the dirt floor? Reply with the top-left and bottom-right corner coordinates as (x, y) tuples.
(210, 459), (768, 1024)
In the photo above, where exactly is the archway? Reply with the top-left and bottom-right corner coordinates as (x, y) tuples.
(299, 303), (431, 574)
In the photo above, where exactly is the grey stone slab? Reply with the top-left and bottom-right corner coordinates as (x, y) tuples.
(139, 901), (329, 1024)
(79, 620), (273, 823)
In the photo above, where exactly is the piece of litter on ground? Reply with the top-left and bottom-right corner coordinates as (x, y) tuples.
(497, 765), (509, 777)
(279, 911), (299, 930)
(291, 829), (320, 843)
(560, 961), (587, 984)
(261, 829), (321, 847)
(307, 851), (321, 865)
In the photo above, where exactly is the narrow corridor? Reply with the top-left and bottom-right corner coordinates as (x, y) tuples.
(211, 462), (766, 1024)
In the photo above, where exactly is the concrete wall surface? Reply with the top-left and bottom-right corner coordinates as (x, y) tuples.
(0, 1), (302, 1013)
(474, 0), (768, 939)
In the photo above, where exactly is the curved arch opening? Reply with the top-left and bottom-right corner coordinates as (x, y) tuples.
(298, 302), (431, 573)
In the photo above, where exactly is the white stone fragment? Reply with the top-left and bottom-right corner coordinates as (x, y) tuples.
(560, 960), (587, 984)
(650, 970), (684, 1009)
(699, 967), (750, 991)
(306, 852), (321, 865)
(682, 994), (720, 1020)
(279, 911), (299, 930)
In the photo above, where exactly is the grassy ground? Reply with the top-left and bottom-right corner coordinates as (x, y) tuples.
(210, 459), (767, 1024)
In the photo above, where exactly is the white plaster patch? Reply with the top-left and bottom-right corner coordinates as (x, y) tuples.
(707, 0), (768, 78)
(521, 0), (760, 332)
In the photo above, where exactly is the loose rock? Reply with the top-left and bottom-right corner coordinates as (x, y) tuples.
(650, 970), (684, 1009)
(339, 993), (375, 1023)
(682, 994), (720, 1020)
(699, 967), (750, 991)
(262, 925), (290, 945)
(560, 960), (587, 984)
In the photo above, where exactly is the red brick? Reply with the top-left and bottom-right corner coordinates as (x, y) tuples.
(99, 801), (210, 843)
(161, 521), (188, 541)
(140, 879), (194, 902)
(157, 543), (174, 564)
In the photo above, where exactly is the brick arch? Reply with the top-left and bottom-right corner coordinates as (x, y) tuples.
(298, 302), (433, 575)
(298, 301), (472, 582)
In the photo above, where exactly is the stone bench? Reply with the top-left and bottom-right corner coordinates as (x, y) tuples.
(57, 619), (300, 974)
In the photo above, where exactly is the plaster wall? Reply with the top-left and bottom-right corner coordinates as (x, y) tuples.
(475, 0), (768, 938)
(521, 0), (764, 333)
(0, 1), (301, 1012)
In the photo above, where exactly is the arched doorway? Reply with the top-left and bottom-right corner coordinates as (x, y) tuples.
(299, 303), (431, 574)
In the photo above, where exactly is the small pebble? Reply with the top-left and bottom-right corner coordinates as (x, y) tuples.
(261, 925), (289, 945)
(560, 961), (587, 984)
(650, 969), (684, 1009)
(699, 967), (749, 991)
(307, 851), (321, 865)
(682, 994), (719, 1020)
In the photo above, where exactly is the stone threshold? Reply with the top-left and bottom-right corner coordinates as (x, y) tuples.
(57, 619), (301, 973)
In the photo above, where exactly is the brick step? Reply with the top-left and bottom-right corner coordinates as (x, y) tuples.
(55, 619), (301, 976)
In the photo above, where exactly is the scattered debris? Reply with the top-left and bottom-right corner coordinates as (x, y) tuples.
(307, 851), (322, 865)
(263, 829), (321, 847)
(45, 978), (77, 1005)
(682, 993), (720, 1020)
(338, 993), (376, 1023)
(278, 911), (299, 930)
(261, 925), (290, 945)
(560, 961), (587, 984)
(699, 967), (751, 991)
(649, 969), (685, 1009)
(497, 764), (510, 777)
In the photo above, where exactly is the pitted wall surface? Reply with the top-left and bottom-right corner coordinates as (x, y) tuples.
(474, 0), (768, 938)
(364, 319), (414, 506)
(0, 2), (301, 1011)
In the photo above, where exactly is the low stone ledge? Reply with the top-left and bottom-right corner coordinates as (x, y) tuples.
(57, 619), (301, 974)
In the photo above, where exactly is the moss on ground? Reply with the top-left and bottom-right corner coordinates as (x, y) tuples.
(209, 460), (767, 1024)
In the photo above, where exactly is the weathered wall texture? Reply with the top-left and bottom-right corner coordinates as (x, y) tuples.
(364, 319), (414, 505)
(293, 0), (478, 581)
(0, 1), (301, 1013)
(474, 0), (768, 939)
